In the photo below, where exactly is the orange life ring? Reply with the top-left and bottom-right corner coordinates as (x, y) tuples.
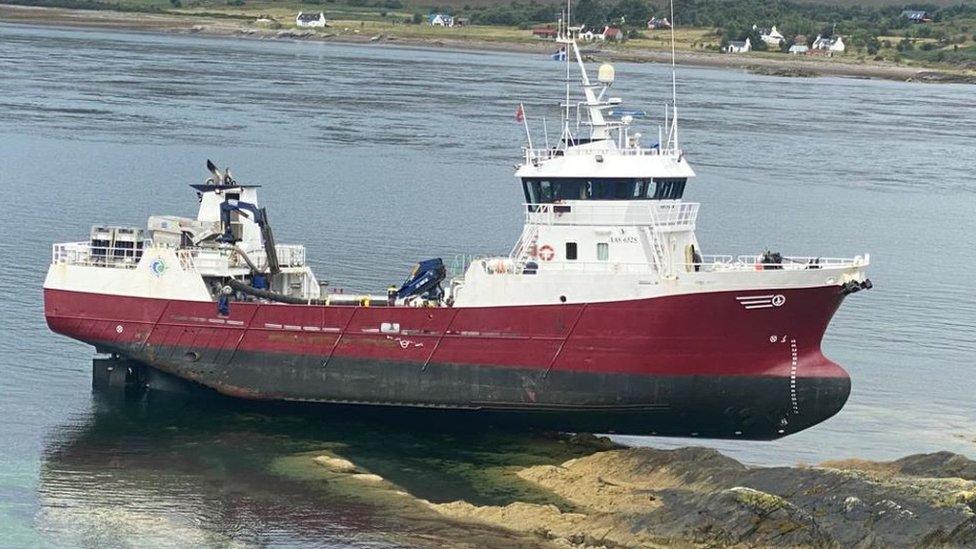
(539, 245), (555, 261)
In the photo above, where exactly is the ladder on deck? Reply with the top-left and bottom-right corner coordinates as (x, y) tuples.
(511, 225), (540, 274)
(642, 225), (672, 279)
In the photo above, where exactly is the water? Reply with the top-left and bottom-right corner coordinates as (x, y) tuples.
(1, 22), (975, 545)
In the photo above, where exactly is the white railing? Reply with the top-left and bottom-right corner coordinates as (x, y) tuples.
(678, 254), (868, 273)
(52, 242), (144, 269)
(449, 253), (491, 278)
(525, 201), (699, 229)
(270, 244), (306, 268)
(52, 241), (309, 273)
(459, 253), (866, 277)
(175, 244), (307, 273)
(471, 256), (655, 275)
(525, 146), (680, 163)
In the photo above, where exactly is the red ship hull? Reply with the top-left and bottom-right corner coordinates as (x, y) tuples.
(44, 285), (851, 439)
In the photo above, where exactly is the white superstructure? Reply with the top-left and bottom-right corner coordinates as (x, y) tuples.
(448, 22), (868, 307)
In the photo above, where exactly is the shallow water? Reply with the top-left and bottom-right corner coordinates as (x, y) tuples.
(1, 22), (975, 546)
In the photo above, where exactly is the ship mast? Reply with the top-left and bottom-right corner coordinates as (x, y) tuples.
(667, 0), (679, 152)
(562, 1), (571, 148)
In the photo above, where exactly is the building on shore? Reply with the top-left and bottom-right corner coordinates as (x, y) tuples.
(647, 17), (671, 30)
(901, 10), (932, 23)
(812, 34), (845, 53)
(295, 12), (327, 28)
(753, 24), (784, 47)
(428, 14), (454, 27)
(580, 26), (624, 42)
(724, 38), (751, 53)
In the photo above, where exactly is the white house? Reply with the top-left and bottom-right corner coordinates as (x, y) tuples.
(724, 37), (751, 53)
(812, 34), (845, 52)
(295, 12), (327, 28)
(788, 44), (809, 54)
(428, 14), (454, 27)
(901, 10), (931, 23)
(580, 26), (623, 42)
(753, 24), (784, 47)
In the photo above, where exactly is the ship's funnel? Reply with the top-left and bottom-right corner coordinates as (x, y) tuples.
(598, 63), (615, 84)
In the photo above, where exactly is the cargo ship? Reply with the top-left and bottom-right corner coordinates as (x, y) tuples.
(43, 22), (871, 439)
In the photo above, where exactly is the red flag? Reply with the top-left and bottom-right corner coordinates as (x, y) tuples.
(515, 103), (524, 123)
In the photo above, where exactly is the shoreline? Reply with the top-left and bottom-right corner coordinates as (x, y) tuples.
(299, 439), (976, 548)
(3, 4), (974, 85)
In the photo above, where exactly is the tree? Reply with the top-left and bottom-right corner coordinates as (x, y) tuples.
(573, 0), (607, 31)
(611, 0), (650, 28)
(412, 12), (423, 24)
(747, 27), (768, 51)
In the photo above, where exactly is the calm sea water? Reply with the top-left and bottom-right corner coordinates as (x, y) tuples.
(1, 22), (974, 546)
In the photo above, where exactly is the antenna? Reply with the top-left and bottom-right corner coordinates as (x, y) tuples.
(564, 0), (571, 148)
(668, 0), (678, 152)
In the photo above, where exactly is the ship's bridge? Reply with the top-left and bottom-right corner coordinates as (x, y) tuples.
(516, 139), (695, 204)
(515, 139), (695, 192)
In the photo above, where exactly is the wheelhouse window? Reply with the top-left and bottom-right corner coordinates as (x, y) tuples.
(596, 243), (609, 261)
(522, 178), (686, 203)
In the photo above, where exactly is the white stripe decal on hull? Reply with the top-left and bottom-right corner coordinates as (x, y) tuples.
(736, 294), (786, 310)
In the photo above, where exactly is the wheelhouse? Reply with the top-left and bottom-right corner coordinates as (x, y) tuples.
(521, 177), (688, 203)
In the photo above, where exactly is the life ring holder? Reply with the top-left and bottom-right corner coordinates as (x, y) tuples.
(538, 245), (555, 261)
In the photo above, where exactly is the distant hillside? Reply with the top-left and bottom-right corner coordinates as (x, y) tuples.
(408, 0), (968, 9)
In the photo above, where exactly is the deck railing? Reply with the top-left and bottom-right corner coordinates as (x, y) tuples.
(52, 242), (145, 269)
(525, 201), (699, 229)
(53, 242), (309, 272)
(525, 146), (680, 163)
(453, 253), (867, 278)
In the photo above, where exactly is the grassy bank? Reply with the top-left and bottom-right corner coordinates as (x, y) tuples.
(2, 2), (975, 83)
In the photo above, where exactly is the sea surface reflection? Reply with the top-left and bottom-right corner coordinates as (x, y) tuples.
(38, 388), (593, 547)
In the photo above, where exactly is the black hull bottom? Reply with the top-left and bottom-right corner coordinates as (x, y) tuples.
(98, 343), (851, 441)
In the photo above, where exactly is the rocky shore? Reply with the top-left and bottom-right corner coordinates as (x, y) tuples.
(3, 4), (975, 85)
(307, 440), (976, 548)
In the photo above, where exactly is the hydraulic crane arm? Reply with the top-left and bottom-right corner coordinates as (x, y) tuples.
(217, 199), (280, 275)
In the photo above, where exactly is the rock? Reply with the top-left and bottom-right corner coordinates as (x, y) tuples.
(825, 451), (976, 481)
(562, 433), (622, 451)
(892, 451), (976, 480)
(351, 473), (384, 483)
(908, 71), (976, 84)
(313, 455), (357, 473)
(748, 65), (821, 78)
(430, 500), (588, 546)
(430, 447), (976, 548)
(275, 31), (312, 40)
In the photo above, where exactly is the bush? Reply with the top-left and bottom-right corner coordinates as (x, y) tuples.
(169, 0), (181, 6)
(226, 0), (244, 5)
(411, 12), (422, 24)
